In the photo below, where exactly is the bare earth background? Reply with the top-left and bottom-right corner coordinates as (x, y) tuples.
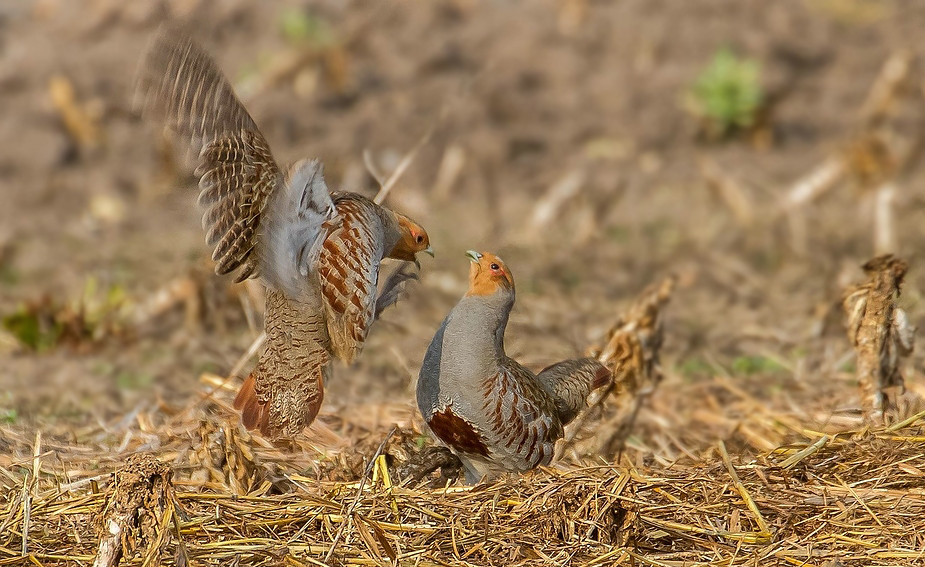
(3, 0), (925, 564)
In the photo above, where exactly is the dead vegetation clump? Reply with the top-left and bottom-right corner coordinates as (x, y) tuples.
(843, 254), (916, 424)
(558, 274), (676, 461)
(92, 453), (179, 567)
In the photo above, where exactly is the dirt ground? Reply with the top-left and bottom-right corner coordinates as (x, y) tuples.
(2, 0), (925, 469)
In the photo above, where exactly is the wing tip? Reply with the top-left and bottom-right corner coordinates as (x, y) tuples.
(592, 364), (613, 390)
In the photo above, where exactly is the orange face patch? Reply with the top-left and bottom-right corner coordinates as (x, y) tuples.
(392, 215), (432, 261)
(466, 251), (514, 296)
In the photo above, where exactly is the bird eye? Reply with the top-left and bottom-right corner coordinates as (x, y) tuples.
(490, 263), (499, 270)
(416, 234), (424, 244)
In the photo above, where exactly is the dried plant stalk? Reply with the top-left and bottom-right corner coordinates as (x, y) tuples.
(873, 181), (897, 255)
(433, 144), (466, 201)
(591, 275), (676, 395)
(49, 74), (102, 150)
(700, 157), (754, 227)
(575, 275), (676, 458)
(527, 169), (587, 235)
(843, 254), (915, 424)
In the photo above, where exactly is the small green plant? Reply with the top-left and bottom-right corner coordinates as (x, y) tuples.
(2, 304), (63, 352)
(1, 277), (129, 352)
(0, 408), (18, 425)
(117, 371), (153, 391)
(676, 358), (714, 378)
(732, 355), (786, 375)
(0, 265), (18, 286)
(688, 48), (763, 139)
(279, 8), (333, 46)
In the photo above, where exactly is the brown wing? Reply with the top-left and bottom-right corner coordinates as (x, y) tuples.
(478, 360), (563, 472)
(233, 289), (330, 438)
(136, 29), (282, 281)
(317, 194), (386, 363)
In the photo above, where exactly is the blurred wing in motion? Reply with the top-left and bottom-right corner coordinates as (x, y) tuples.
(375, 261), (419, 319)
(136, 29), (283, 282)
(136, 28), (260, 146)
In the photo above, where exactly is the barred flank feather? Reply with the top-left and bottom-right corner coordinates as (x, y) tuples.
(319, 194), (389, 363)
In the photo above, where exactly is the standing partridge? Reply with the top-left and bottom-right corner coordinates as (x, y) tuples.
(417, 251), (611, 483)
(137, 30), (433, 438)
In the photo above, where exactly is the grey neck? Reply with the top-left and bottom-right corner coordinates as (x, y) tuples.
(377, 209), (403, 257)
(442, 290), (514, 379)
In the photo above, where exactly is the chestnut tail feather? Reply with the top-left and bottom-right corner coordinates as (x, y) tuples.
(233, 374), (270, 435)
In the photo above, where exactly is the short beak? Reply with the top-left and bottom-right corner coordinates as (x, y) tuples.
(465, 250), (481, 263)
(423, 246), (435, 258)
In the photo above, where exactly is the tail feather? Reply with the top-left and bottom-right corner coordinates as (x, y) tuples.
(232, 365), (327, 439)
(536, 358), (612, 425)
(233, 374), (270, 434)
(591, 364), (612, 390)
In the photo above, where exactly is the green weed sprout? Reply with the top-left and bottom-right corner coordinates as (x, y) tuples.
(689, 48), (763, 139)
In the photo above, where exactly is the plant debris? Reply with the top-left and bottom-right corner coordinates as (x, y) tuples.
(92, 453), (177, 567)
(843, 254), (916, 424)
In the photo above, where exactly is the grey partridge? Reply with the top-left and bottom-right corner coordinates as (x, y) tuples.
(417, 251), (611, 483)
(137, 30), (433, 438)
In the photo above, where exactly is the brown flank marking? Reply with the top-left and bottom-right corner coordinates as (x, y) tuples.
(428, 407), (489, 456)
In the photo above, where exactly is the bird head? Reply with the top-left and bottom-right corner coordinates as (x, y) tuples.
(465, 250), (514, 296)
(390, 214), (434, 264)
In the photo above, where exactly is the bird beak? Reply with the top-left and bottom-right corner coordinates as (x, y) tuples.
(423, 246), (435, 258)
(465, 250), (482, 263)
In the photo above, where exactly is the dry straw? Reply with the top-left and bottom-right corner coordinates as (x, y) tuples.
(1, 402), (925, 566)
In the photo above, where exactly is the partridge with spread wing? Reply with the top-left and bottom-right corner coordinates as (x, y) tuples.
(417, 251), (611, 483)
(137, 30), (433, 438)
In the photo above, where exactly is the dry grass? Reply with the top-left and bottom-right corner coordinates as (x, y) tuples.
(2, 393), (925, 566)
